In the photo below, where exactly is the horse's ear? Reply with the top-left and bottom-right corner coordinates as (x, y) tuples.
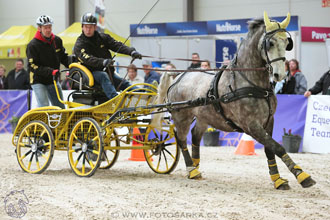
(263, 11), (272, 30)
(280, 13), (291, 29)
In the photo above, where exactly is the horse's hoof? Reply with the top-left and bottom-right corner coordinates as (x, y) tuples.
(276, 183), (291, 190)
(300, 177), (316, 188)
(187, 167), (202, 179)
(274, 177), (290, 190)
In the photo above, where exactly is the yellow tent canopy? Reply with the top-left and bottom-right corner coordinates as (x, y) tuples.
(0, 25), (37, 59)
(58, 22), (130, 56)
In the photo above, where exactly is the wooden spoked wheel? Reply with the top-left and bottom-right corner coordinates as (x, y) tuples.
(68, 117), (103, 177)
(144, 121), (180, 174)
(16, 120), (54, 174)
(99, 129), (120, 169)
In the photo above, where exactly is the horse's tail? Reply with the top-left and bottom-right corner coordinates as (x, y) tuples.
(151, 72), (173, 129)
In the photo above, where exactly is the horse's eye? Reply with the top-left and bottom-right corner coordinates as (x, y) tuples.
(269, 42), (274, 48)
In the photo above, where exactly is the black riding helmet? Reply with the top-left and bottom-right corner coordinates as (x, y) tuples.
(81, 13), (97, 25)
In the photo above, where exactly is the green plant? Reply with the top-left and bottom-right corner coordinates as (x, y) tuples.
(206, 127), (217, 132)
(283, 128), (301, 137)
(9, 115), (20, 123)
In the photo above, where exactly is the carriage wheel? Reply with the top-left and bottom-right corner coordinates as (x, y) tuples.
(16, 120), (54, 174)
(68, 117), (103, 177)
(144, 121), (180, 174)
(99, 129), (120, 169)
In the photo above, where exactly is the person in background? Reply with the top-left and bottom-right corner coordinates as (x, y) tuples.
(187, 52), (201, 69)
(142, 60), (160, 87)
(201, 60), (211, 69)
(304, 69), (330, 97)
(289, 59), (307, 94)
(0, 64), (6, 89)
(4, 59), (30, 89)
(74, 13), (142, 100)
(27, 15), (72, 108)
(275, 60), (295, 94)
(127, 64), (143, 87)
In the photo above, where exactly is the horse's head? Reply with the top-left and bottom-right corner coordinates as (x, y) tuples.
(259, 12), (292, 82)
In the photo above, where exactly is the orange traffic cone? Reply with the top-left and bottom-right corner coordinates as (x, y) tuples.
(128, 127), (146, 161)
(235, 133), (257, 155)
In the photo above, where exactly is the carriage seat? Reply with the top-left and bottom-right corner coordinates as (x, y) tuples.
(67, 63), (108, 105)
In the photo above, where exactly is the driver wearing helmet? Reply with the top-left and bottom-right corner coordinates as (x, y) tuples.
(27, 15), (72, 108)
(74, 12), (142, 100)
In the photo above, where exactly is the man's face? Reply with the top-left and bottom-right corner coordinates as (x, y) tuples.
(143, 65), (151, 74)
(201, 62), (210, 69)
(192, 54), (200, 64)
(15, 61), (24, 72)
(82, 24), (96, 37)
(39, 25), (52, 38)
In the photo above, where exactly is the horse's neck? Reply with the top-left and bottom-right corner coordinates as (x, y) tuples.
(235, 35), (270, 89)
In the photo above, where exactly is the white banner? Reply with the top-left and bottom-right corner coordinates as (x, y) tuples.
(303, 95), (330, 153)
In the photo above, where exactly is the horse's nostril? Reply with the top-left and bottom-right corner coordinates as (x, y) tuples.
(274, 73), (279, 80)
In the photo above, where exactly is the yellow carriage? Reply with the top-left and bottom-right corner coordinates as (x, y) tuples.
(12, 63), (180, 177)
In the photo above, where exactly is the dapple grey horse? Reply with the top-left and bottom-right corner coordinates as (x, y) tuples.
(157, 12), (315, 190)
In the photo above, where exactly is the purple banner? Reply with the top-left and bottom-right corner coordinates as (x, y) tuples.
(193, 95), (307, 150)
(0, 90), (29, 133)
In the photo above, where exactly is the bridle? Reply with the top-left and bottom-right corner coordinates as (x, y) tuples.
(261, 27), (293, 75)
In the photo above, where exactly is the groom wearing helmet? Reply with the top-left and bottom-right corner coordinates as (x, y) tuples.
(27, 15), (72, 108)
(74, 13), (142, 100)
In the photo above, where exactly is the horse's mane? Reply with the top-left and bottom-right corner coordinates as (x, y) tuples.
(246, 18), (265, 38)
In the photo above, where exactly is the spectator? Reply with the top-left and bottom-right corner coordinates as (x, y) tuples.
(27, 15), (72, 108)
(165, 63), (178, 79)
(0, 64), (6, 89)
(289, 59), (307, 94)
(142, 60), (160, 87)
(127, 64), (143, 86)
(4, 59), (30, 89)
(201, 60), (211, 69)
(74, 13), (141, 100)
(275, 60), (295, 94)
(304, 69), (330, 97)
(188, 52), (201, 69)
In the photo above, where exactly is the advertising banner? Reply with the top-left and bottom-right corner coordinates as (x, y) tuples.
(215, 39), (237, 68)
(95, 0), (105, 32)
(303, 95), (330, 153)
(301, 26), (330, 42)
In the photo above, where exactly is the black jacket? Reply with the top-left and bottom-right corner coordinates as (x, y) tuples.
(74, 31), (135, 72)
(4, 69), (30, 89)
(26, 31), (69, 85)
(309, 70), (330, 95)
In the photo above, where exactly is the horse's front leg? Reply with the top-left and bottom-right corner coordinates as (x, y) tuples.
(248, 121), (316, 189)
(264, 119), (290, 190)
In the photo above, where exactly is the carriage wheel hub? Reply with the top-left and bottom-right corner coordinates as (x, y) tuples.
(82, 143), (88, 152)
(31, 143), (38, 152)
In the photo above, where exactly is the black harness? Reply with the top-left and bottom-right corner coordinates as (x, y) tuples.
(207, 63), (274, 132)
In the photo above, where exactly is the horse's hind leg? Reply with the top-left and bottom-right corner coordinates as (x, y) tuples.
(173, 114), (201, 179)
(264, 119), (290, 190)
(249, 121), (316, 189)
(189, 120), (208, 179)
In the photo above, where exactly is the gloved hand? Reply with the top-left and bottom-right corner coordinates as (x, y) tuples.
(131, 51), (142, 59)
(52, 69), (59, 76)
(103, 59), (114, 67)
